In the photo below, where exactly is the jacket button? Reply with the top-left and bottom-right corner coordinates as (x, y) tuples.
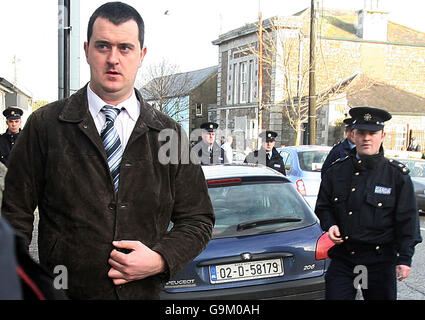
(334, 197), (338, 202)
(108, 203), (116, 210)
(378, 203), (383, 207)
(344, 236), (349, 240)
(350, 251), (355, 255)
(351, 188), (356, 192)
(355, 172), (360, 176)
(348, 211), (353, 215)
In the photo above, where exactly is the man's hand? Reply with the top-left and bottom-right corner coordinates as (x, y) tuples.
(108, 240), (166, 285)
(328, 225), (344, 245)
(396, 265), (411, 281)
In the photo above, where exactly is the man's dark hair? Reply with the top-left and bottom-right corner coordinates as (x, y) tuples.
(87, 2), (145, 48)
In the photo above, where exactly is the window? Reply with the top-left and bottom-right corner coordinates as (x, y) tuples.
(208, 181), (312, 238)
(195, 103), (202, 116)
(240, 61), (248, 103)
(227, 53), (257, 105)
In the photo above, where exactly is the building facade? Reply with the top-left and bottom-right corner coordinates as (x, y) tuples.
(212, 4), (425, 151)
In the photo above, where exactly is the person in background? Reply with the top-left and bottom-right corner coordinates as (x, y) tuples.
(244, 130), (286, 175)
(221, 136), (233, 164)
(1, 1), (214, 300)
(193, 122), (228, 164)
(321, 117), (355, 178)
(407, 137), (421, 152)
(315, 106), (421, 300)
(0, 107), (23, 165)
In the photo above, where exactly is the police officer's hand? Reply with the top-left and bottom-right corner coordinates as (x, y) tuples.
(396, 265), (411, 281)
(108, 240), (166, 285)
(328, 225), (344, 245)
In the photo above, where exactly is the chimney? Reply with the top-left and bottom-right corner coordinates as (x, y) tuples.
(356, 0), (389, 41)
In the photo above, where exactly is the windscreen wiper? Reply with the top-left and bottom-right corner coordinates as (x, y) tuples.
(237, 218), (302, 231)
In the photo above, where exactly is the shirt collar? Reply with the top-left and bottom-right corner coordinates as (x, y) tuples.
(87, 84), (139, 121)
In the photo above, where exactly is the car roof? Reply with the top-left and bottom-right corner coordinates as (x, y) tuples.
(201, 164), (286, 180)
(277, 145), (332, 152)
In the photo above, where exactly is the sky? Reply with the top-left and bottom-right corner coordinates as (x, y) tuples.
(1, 0), (425, 102)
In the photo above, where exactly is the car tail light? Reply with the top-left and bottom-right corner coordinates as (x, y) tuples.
(315, 232), (335, 260)
(295, 179), (307, 196)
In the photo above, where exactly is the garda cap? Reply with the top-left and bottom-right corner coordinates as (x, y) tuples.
(349, 107), (392, 132)
(200, 122), (218, 132)
(3, 107), (23, 120)
(343, 117), (354, 130)
(259, 130), (278, 142)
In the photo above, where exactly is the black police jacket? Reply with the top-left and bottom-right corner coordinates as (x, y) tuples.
(315, 148), (422, 266)
(0, 129), (20, 165)
(244, 147), (286, 175)
(321, 138), (354, 178)
(192, 140), (227, 165)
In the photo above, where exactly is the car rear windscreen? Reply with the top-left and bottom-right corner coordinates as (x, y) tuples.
(297, 150), (329, 172)
(208, 181), (316, 238)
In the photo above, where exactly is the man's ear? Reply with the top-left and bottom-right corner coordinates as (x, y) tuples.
(139, 46), (147, 68)
(84, 42), (89, 61)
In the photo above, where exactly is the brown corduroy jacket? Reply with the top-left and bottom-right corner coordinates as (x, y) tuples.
(1, 85), (214, 299)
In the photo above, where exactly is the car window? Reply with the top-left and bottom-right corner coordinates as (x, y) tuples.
(297, 150), (329, 172)
(208, 181), (315, 238)
(279, 151), (292, 170)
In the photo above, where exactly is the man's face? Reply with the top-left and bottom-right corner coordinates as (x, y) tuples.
(202, 131), (215, 146)
(6, 119), (21, 134)
(84, 17), (146, 105)
(263, 140), (275, 152)
(353, 129), (385, 156)
(346, 129), (355, 144)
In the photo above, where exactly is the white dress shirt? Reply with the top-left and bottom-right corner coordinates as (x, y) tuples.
(87, 84), (140, 150)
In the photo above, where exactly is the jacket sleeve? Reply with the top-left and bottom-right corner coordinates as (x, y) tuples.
(394, 173), (422, 266)
(321, 145), (339, 178)
(152, 127), (214, 279)
(315, 170), (338, 232)
(1, 112), (46, 247)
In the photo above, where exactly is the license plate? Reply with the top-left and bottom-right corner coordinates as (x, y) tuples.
(209, 258), (283, 283)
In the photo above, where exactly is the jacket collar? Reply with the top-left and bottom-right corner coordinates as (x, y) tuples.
(58, 84), (166, 132)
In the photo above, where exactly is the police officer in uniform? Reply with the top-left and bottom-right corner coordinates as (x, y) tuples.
(0, 107), (23, 165)
(321, 117), (356, 178)
(244, 130), (286, 175)
(315, 106), (422, 300)
(192, 122), (228, 165)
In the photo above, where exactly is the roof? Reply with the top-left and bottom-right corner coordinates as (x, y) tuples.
(213, 7), (425, 46)
(202, 164), (284, 180)
(300, 8), (425, 45)
(140, 66), (218, 100)
(346, 75), (425, 115)
(0, 77), (32, 98)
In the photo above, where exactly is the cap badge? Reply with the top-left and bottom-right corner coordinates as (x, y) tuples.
(364, 113), (372, 121)
(11, 111), (15, 116)
(209, 124), (213, 129)
(267, 133), (271, 137)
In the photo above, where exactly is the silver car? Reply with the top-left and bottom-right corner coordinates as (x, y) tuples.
(278, 145), (331, 209)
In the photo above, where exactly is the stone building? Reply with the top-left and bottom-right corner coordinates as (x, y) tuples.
(212, 4), (425, 151)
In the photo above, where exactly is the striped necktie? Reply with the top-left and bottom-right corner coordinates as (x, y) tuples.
(101, 106), (123, 193)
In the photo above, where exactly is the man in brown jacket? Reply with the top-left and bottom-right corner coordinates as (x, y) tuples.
(1, 2), (214, 299)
